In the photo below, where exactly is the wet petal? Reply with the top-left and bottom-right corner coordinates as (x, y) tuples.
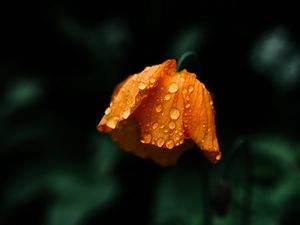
(110, 117), (194, 166)
(97, 59), (221, 165)
(133, 59), (186, 149)
(180, 70), (221, 163)
(97, 63), (162, 132)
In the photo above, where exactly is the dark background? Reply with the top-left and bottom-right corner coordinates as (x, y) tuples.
(1, 1), (300, 225)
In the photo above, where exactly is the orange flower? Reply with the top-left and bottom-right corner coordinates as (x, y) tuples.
(97, 59), (221, 166)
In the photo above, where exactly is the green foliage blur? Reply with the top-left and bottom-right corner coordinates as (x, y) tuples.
(1, 1), (300, 225)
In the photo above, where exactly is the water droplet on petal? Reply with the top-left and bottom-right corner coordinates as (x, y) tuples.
(164, 93), (171, 101)
(152, 122), (158, 129)
(105, 107), (112, 115)
(201, 139), (205, 143)
(185, 103), (191, 108)
(165, 140), (174, 149)
(183, 88), (187, 94)
(188, 85), (194, 93)
(141, 133), (152, 144)
(170, 107), (180, 120)
(122, 109), (130, 119)
(216, 154), (221, 160)
(202, 124), (206, 128)
(155, 104), (163, 112)
(164, 129), (169, 133)
(157, 138), (165, 147)
(180, 77), (185, 82)
(106, 116), (119, 129)
(168, 121), (176, 129)
(150, 78), (156, 83)
(168, 82), (179, 93)
(138, 82), (146, 90)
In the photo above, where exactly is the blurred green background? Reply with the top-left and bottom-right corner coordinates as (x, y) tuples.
(1, 1), (300, 225)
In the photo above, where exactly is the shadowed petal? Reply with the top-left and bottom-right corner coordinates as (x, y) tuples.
(110, 116), (194, 166)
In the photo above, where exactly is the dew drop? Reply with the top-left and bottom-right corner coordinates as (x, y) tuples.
(168, 82), (179, 93)
(168, 121), (176, 129)
(185, 103), (191, 108)
(216, 154), (221, 161)
(155, 104), (163, 113)
(104, 107), (112, 115)
(166, 140), (174, 149)
(201, 139), (205, 143)
(202, 124), (206, 128)
(188, 85), (194, 93)
(141, 133), (152, 144)
(152, 122), (158, 129)
(180, 77), (185, 82)
(164, 129), (169, 133)
(160, 125), (165, 129)
(157, 138), (165, 147)
(150, 78), (156, 83)
(164, 93), (171, 101)
(106, 116), (119, 129)
(122, 109), (130, 119)
(138, 82), (146, 90)
(170, 107), (180, 120)
(175, 136), (180, 141)
(183, 88), (187, 94)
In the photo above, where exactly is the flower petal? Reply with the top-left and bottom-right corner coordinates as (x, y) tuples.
(97, 62), (162, 132)
(133, 59), (187, 149)
(180, 70), (221, 163)
(110, 117), (194, 166)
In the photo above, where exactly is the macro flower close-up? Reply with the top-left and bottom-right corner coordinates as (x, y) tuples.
(97, 59), (221, 166)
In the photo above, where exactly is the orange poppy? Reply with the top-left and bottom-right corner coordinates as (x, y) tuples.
(97, 59), (221, 166)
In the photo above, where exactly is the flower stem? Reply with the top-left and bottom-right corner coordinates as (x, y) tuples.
(176, 51), (199, 71)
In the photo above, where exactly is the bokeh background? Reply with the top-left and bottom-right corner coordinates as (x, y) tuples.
(1, 1), (300, 225)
